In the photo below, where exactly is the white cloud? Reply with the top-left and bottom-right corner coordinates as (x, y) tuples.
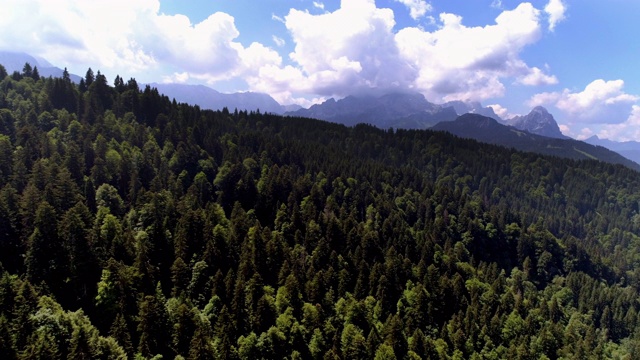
(394, 0), (433, 20)
(517, 66), (558, 86)
(528, 91), (561, 107)
(597, 106), (640, 141)
(528, 79), (639, 124)
(242, 0), (559, 104)
(544, 0), (566, 31)
(0, 0), (564, 107)
(577, 127), (594, 140)
(491, 0), (503, 9)
(0, 0), (293, 88)
(313, 1), (325, 10)
(272, 13), (285, 24)
(279, 0), (415, 97)
(558, 124), (572, 136)
(556, 124), (589, 139)
(559, 80), (638, 111)
(272, 35), (286, 47)
(237, 42), (282, 73)
(528, 79), (640, 141)
(487, 104), (511, 119)
(162, 72), (190, 83)
(0, 0), (260, 83)
(0, 0), (161, 73)
(395, 3), (548, 101)
(151, 12), (243, 76)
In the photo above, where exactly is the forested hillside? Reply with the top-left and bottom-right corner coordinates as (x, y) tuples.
(2, 64), (640, 359)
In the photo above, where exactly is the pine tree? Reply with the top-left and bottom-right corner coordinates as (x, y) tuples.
(21, 63), (32, 78)
(109, 312), (133, 357)
(188, 314), (215, 360)
(30, 67), (39, 81)
(11, 280), (38, 351)
(0, 315), (16, 360)
(25, 202), (66, 290)
(137, 292), (170, 358)
(19, 331), (60, 360)
(84, 68), (94, 87)
(68, 325), (93, 360)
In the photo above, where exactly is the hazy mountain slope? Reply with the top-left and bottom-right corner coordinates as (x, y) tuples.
(149, 82), (285, 113)
(432, 113), (640, 171)
(0, 51), (82, 82)
(585, 135), (640, 165)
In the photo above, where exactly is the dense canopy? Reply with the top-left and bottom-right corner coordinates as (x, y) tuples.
(0, 63), (640, 359)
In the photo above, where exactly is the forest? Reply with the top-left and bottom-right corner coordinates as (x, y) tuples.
(1, 62), (640, 359)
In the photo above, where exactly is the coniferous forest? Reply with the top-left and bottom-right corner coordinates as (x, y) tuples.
(3, 63), (640, 359)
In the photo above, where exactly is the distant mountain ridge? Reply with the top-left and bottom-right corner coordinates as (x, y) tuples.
(0, 51), (82, 82)
(148, 83), (287, 114)
(432, 114), (640, 171)
(585, 136), (640, 165)
(5, 50), (639, 171)
(0, 51), (288, 114)
(286, 92), (462, 129)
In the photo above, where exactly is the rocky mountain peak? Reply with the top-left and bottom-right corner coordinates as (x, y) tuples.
(532, 105), (549, 113)
(509, 106), (567, 139)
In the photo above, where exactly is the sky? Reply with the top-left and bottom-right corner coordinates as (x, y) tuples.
(2, 0), (640, 141)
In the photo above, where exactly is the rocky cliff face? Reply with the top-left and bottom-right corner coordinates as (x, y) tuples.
(508, 106), (567, 139)
(443, 100), (502, 121)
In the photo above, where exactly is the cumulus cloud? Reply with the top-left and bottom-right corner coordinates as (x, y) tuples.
(0, 0), (291, 89)
(0, 0), (564, 106)
(248, 0), (559, 104)
(526, 79), (640, 141)
(394, 0), (433, 20)
(0, 0), (160, 73)
(279, 0), (415, 97)
(558, 124), (573, 136)
(0, 0), (258, 83)
(487, 104), (511, 119)
(517, 66), (558, 86)
(313, 2), (325, 10)
(528, 79), (639, 124)
(395, 3), (549, 101)
(544, 0), (566, 31)
(150, 12), (243, 76)
(593, 106), (640, 141)
(162, 72), (190, 83)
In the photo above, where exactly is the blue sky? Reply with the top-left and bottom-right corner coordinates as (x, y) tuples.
(2, 0), (640, 141)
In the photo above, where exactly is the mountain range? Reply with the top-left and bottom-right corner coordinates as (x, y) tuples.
(285, 92), (496, 129)
(0, 51), (295, 114)
(284, 92), (640, 169)
(2, 51), (639, 170)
